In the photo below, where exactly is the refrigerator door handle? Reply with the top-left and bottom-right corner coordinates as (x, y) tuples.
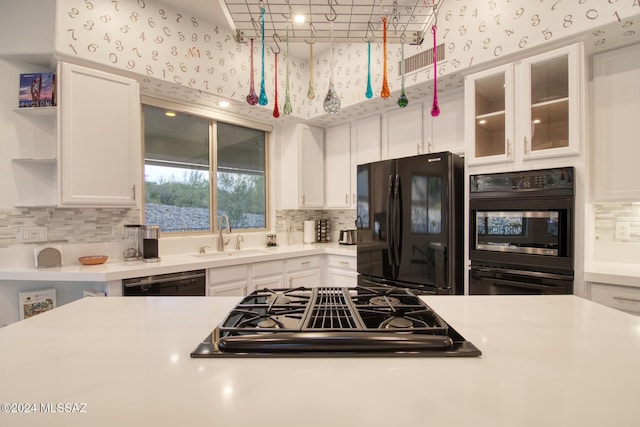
(394, 174), (402, 265)
(386, 174), (395, 267)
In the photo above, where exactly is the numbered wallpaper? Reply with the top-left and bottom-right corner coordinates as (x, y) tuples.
(56, 0), (639, 126)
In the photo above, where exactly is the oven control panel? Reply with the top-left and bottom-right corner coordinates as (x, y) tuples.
(470, 167), (574, 193)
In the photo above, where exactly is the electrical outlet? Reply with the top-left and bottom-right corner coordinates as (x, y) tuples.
(615, 222), (631, 241)
(19, 226), (47, 242)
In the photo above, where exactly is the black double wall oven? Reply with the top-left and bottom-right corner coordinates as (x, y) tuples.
(468, 167), (575, 295)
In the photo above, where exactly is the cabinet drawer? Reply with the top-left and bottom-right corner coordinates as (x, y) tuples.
(327, 255), (356, 270)
(591, 283), (640, 315)
(208, 265), (249, 284)
(286, 256), (320, 272)
(252, 260), (285, 278)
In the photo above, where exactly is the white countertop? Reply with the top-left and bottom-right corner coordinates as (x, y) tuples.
(0, 243), (356, 282)
(1, 294), (639, 426)
(584, 262), (640, 287)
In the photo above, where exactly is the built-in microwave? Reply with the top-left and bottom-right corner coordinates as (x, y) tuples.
(468, 167), (575, 294)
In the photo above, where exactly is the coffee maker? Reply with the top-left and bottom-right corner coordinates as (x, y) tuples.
(123, 224), (160, 262)
(142, 225), (160, 262)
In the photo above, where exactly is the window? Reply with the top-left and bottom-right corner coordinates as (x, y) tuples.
(142, 102), (269, 234)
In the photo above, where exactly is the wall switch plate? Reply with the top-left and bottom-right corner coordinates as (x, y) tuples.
(615, 222), (631, 241)
(20, 226), (47, 242)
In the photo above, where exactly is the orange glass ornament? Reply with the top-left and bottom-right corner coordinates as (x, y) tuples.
(380, 17), (390, 99)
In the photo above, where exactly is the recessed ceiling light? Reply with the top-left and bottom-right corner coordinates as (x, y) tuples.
(218, 101), (230, 108)
(294, 14), (306, 24)
(165, 111), (176, 117)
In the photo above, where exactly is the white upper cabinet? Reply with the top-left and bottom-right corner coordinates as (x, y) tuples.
(384, 103), (423, 159)
(276, 123), (325, 209)
(429, 88), (465, 155)
(352, 114), (381, 165)
(517, 43), (583, 160)
(465, 63), (515, 165)
(59, 62), (140, 206)
(465, 43), (583, 166)
(325, 123), (353, 209)
(298, 125), (325, 208)
(592, 43), (640, 201)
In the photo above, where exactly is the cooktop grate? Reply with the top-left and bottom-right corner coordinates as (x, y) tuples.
(305, 287), (361, 330)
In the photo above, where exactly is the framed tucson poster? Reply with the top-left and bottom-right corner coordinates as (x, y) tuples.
(18, 289), (56, 320)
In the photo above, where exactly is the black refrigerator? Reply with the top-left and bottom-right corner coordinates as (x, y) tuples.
(356, 151), (464, 295)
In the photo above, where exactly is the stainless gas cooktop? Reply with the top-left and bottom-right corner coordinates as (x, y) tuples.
(191, 286), (481, 358)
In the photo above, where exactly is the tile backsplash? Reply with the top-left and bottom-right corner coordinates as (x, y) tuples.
(593, 203), (640, 242)
(0, 207), (357, 248)
(275, 210), (357, 234)
(0, 207), (140, 248)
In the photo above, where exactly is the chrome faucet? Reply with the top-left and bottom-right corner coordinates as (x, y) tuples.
(235, 234), (244, 250)
(217, 214), (231, 251)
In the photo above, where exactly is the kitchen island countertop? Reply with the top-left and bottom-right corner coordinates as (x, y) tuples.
(0, 294), (639, 427)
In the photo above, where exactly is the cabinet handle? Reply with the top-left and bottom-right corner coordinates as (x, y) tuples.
(416, 142), (421, 154)
(289, 278), (293, 287)
(339, 261), (349, 265)
(352, 193), (356, 204)
(524, 137), (528, 155)
(345, 194), (349, 204)
(613, 296), (640, 303)
(301, 261), (311, 265)
(132, 185), (136, 201)
(302, 194), (305, 205)
(506, 139), (511, 156)
(428, 140), (433, 153)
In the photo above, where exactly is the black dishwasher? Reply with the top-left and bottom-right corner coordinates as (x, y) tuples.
(122, 270), (206, 296)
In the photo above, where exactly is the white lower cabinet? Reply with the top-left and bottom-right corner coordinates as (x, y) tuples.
(589, 282), (640, 315)
(206, 254), (356, 295)
(251, 260), (286, 292)
(286, 256), (321, 288)
(326, 255), (357, 287)
(209, 281), (248, 296)
(208, 265), (249, 296)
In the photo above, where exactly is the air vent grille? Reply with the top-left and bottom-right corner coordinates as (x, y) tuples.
(400, 43), (445, 76)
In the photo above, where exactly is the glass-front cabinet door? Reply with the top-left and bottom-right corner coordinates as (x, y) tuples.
(465, 43), (583, 165)
(465, 63), (515, 165)
(518, 43), (583, 159)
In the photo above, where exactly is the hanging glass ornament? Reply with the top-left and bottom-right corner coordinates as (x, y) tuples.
(365, 41), (373, 99)
(430, 25), (440, 117)
(283, 27), (292, 115)
(380, 17), (391, 99)
(258, 7), (268, 106)
(397, 41), (408, 108)
(323, 21), (341, 114)
(273, 52), (280, 118)
(246, 38), (259, 105)
(307, 43), (315, 100)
